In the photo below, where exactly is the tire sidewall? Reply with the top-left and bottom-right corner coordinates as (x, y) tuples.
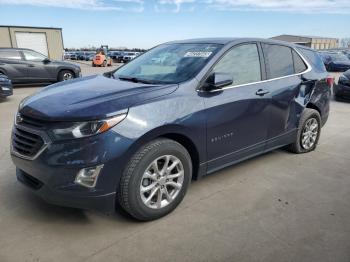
(297, 109), (321, 153)
(124, 140), (192, 220)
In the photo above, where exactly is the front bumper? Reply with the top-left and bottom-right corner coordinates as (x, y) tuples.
(11, 123), (133, 213)
(16, 168), (115, 212)
(0, 84), (13, 97)
(334, 83), (350, 98)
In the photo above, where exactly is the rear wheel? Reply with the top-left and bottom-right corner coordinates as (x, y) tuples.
(103, 60), (107, 67)
(118, 138), (192, 221)
(58, 70), (74, 82)
(287, 108), (321, 154)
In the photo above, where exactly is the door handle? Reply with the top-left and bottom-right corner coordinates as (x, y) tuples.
(27, 64), (35, 67)
(256, 89), (270, 96)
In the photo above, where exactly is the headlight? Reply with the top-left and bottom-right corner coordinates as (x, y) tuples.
(51, 114), (126, 140)
(339, 75), (349, 84)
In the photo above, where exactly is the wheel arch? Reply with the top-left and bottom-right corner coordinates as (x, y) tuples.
(124, 125), (202, 181)
(160, 133), (200, 180)
(305, 102), (322, 117)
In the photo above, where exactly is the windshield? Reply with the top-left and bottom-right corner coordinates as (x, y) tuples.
(113, 43), (222, 84)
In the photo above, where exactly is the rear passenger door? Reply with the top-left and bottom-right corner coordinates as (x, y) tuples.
(261, 43), (309, 149)
(0, 50), (28, 83)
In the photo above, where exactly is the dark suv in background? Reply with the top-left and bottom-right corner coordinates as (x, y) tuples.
(11, 38), (331, 221)
(0, 48), (81, 84)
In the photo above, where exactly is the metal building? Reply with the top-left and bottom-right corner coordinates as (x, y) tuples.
(270, 35), (339, 50)
(0, 25), (64, 60)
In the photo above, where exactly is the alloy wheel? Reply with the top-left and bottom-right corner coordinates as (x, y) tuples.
(63, 72), (73, 81)
(140, 155), (184, 209)
(301, 118), (319, 150)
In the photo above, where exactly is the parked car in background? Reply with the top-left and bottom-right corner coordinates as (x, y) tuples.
(63, 52), (72, 60)
(319, 52), (350, 72)
(77, 52), (94, 60)
(110, 51), (124, 62)
(85, 54), (94, 61)
(69, 53), (78, 60)
(11, 38), (331, 221)
(0, 73), (12, 98)
(122, 52), (138, 63)
(334, 69), (350, 100)
(0, 48), (81, 84)
(343, 50), (350, 60)
(116, 52), (125, 63)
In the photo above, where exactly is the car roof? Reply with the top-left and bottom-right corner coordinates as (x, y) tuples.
(164, 37), (308, 49)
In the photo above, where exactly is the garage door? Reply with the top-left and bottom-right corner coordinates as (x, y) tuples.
(15, 32), (49, 56)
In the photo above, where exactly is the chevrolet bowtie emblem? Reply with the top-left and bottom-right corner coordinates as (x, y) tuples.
(16, 114), (23, 124)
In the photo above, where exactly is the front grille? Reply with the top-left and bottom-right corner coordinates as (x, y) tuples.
(19, 115), (47, 129)
(12, 127), (44, 157)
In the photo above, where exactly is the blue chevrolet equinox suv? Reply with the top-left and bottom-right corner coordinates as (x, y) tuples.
(11, 38), (331, 220)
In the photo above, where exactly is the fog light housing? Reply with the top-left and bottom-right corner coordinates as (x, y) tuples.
(75, 165), (104, 188)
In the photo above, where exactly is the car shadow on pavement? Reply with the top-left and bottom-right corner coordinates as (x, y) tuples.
(14, 184), (140, 225)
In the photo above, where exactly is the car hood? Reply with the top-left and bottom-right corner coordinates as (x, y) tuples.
(332, 61), (350, 66)
(19, 75), (178, 121)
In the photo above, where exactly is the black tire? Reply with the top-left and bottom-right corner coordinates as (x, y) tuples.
(58, 70), (74, 82)
(103, 60), (107, 67)
(118, 138), (192, 221)
(287, 108), (321, 154)
(92, 63), (96, 67)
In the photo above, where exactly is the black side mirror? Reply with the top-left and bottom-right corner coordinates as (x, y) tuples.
(103, 71), (115, 78)
(202, 72), (233, 91)
(43, 58), (51, 64)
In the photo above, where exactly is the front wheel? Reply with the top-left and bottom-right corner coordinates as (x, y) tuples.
(118, 139), (192, 221)
(58, 70), (74, 82)
(287, 108), (321, 154)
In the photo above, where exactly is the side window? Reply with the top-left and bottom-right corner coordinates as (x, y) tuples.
(292, 50), (307, 73)
(23, 50), (47, 62)
(212, 44), (261, 86)
(262, 44), (294, 79)
(0, 50), (22, 60)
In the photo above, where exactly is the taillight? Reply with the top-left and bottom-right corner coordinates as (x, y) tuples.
(326, 76), (334, 88)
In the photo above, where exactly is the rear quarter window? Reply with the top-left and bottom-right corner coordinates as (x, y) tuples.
(297, 48), (326, 73)
(292, 50), (307, 73)
(0, 50), (22, 60)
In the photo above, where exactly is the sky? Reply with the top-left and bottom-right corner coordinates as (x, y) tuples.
(0, 0), (349, 49)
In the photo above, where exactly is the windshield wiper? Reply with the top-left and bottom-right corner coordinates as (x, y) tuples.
(118, 76), (154, 84)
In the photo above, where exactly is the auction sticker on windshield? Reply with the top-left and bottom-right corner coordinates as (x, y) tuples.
(184, 51), (212, 58)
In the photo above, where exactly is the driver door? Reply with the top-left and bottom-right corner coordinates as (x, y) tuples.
(21, 50), (53, 82)
(202, 43), (271, 173)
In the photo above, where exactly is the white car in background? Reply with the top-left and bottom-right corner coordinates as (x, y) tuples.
(122, 52), (140, 63)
